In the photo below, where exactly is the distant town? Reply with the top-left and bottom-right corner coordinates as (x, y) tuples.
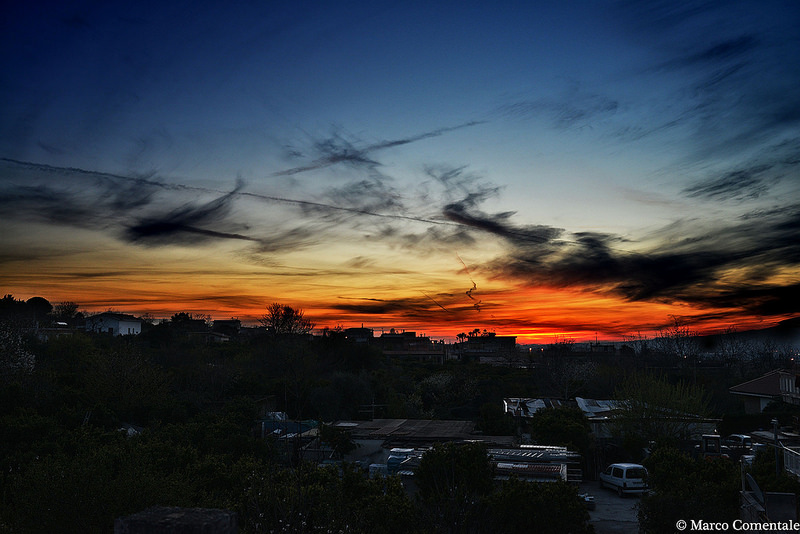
(2, 293), (800, 533)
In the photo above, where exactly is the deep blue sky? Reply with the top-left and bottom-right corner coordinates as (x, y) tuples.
(1, 1), (799, 340)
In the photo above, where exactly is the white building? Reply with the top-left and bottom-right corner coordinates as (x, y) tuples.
(85, 312), (142, 336)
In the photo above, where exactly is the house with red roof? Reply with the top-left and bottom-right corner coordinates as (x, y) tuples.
(729, 369), (799, 414)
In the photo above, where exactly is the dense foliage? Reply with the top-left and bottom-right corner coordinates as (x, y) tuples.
(2, 296), (796, 532)
(0, 305), (591, 533)
(529, 406), (592, 456)
(638, 447), (740, 534)
(413, 442), (592, 534)
(612, 373), (710, 454)
(487, 477), (593, 534)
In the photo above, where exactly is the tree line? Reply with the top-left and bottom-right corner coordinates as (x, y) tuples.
(2, 296), (798, 532)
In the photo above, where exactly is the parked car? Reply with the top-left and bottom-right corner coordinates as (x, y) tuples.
(599, 463), (648, 497)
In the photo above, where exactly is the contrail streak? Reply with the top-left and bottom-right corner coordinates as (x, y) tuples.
(271, 120), (484, 176)
(421, 291), (450, 312)
(1, 157), (460, 228)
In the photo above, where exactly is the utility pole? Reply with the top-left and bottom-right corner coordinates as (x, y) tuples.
(359, 397), (388, 420)
(772, 418), (780, 477)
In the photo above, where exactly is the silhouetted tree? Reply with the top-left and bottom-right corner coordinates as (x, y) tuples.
(170, 312), (209, 330)
(52, 301), (79, 325)
(612, 373), (709, 453)
(259, 303), (314, 336)
(318, 423), (358, 459)
(653, 315), (701, 361)
(529, 406), (592, 457)
(639, 447), (739, 534)
(26, 296), (52, 325)
(487, 478), (592, 534)
(549, 358), (597, 400)
(476, 401), (515, 436)
(415, 442), (493, 534)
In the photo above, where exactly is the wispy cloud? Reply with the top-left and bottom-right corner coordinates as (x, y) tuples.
(683, 136), (799, 202)
(496, 85), (619, 130)
(662, 34), (758, 70)
(652, 8), (798, 157)
(0, 157), (465, 254)
(272, 121), (484, 177)
(683, 166), (771, 201)
(3, 102), (798, 325)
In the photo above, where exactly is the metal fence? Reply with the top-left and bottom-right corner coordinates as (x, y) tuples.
(783, 446), (800, 479)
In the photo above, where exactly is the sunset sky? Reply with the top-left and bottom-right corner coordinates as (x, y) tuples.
(1, 1), (799, 342)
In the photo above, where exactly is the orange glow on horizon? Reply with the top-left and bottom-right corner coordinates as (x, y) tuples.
(10, 280), (782, 345)
(3, 250), (792, 345)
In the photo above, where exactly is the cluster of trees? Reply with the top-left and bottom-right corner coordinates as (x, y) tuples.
(0, 301), (537, 531)
(0, 294), (81, 327)
(3, 297), (798, 532)
(637, 445), (800, 534)
(638, 446), (740, 533)
(414, 442), (592, 534)
(2, 399), (590, 533)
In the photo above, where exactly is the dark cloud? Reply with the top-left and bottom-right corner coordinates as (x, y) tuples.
(485, 204), (800, 316)
(333, 296), (429, 316)
(617, 0), (718, 32)
(0, 163), (260, 248)
(188, 293), (270, 309)
(6, 148), (795, 325)
(443, 202), (562, 247)
(331, 293), (475, 321)
(2, 147), (503, 250)
(0, 159), (274, 250)
(418, 164), (565, 251)
(679, 282), (800, 318)
(108, 179), (159, 211)
(124, 184), (255, 245)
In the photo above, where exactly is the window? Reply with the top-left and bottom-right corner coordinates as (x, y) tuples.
(626, 468), (646, 479)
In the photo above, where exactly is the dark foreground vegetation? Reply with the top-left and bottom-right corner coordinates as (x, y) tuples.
(1, 296), (798, 532)
(0, 301), (594, 533)
(0, 326), (591, 533)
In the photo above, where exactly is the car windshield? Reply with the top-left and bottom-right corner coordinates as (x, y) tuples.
(626, 468), (646, 479)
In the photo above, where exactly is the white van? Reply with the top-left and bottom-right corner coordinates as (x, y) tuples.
(599, 463), (648, 497)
